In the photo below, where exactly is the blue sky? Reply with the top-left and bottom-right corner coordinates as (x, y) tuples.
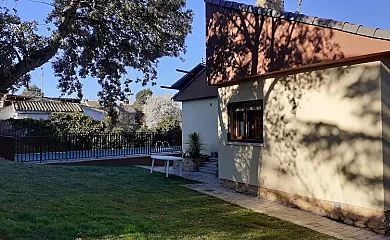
(11, 0), (390, 102)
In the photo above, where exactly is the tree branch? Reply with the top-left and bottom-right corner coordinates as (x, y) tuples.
(12, 46), (22, 63)
(28, 0), (54, 7)
(4, 0), (81, 87)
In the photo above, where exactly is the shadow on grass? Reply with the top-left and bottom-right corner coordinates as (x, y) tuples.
(0, 161), (334, 240)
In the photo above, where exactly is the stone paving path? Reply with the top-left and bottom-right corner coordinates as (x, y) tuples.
(141, 166), (389, 240)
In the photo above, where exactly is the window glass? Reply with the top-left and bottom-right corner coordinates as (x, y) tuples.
(228, 100), (263, 143)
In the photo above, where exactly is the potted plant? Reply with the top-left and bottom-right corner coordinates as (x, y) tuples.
(174, 132), (206, 172)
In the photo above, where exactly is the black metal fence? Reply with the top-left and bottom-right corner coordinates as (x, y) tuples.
(0, 136), (15, 161)
(13, 132), (182, 162)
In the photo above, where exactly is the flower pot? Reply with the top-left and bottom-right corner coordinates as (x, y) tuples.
(173, 157), (204, 172)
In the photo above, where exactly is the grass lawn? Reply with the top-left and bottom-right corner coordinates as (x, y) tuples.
(0, 160), (335, 240)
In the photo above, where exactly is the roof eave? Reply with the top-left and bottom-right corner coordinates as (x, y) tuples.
(210, 51), (390, 87)
(170, 63), (206, 90)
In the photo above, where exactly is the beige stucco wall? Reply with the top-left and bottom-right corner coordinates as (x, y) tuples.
(381, 60), (390, 211)
(182, 98), (218, 154)
(218, 61), (386, 211)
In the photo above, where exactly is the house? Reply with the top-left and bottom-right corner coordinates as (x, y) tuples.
(82, 99), (102, 109)
(206, 0), (390, 233)
(0, 94), (106, 121)
(116, 100), (138, 131)
(164, 63), (219, 154)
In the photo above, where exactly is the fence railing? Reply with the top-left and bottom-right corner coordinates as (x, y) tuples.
(13, 132), (182, 162)
(0, 136), (15, 161)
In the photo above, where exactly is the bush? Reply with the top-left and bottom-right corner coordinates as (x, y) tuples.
(1, 113), (124, 136)
(185, 132), (204, 159)
(156, 115), (181, 133)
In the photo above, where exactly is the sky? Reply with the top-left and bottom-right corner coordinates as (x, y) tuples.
(8, 0), (390, 102)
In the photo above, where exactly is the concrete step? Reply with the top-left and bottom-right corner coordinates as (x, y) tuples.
(201, 164), (217, 170)
(199, 167), (218, 175)
(204, 162), (217, 167)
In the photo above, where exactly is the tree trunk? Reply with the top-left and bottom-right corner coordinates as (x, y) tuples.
(0, 0), (81, 92)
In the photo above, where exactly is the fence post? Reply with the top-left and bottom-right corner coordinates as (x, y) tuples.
(65, 135), (68, 161)
(14, 136), (17, 162)
(39, 137), (42, 163)
(0, 136), (15, 161)
(147, 133), (151, 155)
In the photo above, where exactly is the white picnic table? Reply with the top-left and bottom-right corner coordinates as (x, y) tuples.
(150, 155), (184, 177)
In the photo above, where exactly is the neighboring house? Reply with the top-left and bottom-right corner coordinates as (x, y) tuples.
(0, 95), (106, 121)
(164, 63), (218, 154)
(81, 99), (138, 130)
(116, 101), (138, 131)
(82, 100), (102, 109)
(80, 105), (106, 121)
(206, 0), (390, 233)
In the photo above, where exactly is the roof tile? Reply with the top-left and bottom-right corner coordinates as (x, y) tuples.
(231, 2), (240, 10)
(205, 0), (390, 42)
(270, 9), (281, 18)
(357, 26), (377, 37)
(239, 3), (248, 11)
(257, 7), (267, 15)
(299, 15), (316, 25)
(327, 20), (346, 30)
(278, 11), (290, 20)
(313, 17), (331, 27)
(374, 29), (390, 40)
(247, 5), (255, 13)
(224, 1), (233, 8)
(14, 101), (83, 113)
(342, 23), (361, 34)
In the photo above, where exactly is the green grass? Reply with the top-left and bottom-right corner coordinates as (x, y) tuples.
(0, 160), (335, 240)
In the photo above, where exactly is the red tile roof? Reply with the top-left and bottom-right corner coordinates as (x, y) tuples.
(13, 101), (83, 113)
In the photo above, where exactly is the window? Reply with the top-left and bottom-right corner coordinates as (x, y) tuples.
(228, 100), (263, 143)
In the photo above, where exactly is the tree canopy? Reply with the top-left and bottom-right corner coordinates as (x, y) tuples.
(0, 0), (193, 110)
(21, 84), (43, 97)
(143, 94), (181, 130)
(132, 88), (153, 111)
(135, 88), (153, 106)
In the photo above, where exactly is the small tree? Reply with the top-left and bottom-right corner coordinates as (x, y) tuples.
(133, 88), (153, 111)
(21, 85), (43, 98)
(132, 88), (154, 127)
(143, 94), (181, 130)
(156, 115), (181, 133)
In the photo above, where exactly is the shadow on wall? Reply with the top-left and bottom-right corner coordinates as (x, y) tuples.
(206, 6), (345, 84)
(217, 81), (263, 187)
(209, 6), (389, 211)
(264, 64), (384, 210)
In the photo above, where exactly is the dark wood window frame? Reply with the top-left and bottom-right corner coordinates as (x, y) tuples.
(227, 100), (264, 144)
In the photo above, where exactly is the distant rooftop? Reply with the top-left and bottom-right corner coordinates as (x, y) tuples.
(13, 100), (83, 113)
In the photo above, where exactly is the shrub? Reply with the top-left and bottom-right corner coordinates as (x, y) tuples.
(156, 115), (181, 133)
(1, 113), (125, 136)
(185, 132), (204, 159)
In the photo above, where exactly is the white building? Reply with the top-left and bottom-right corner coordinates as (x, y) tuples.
(0, 95), (106, 121)
(164, 64), (218, 154)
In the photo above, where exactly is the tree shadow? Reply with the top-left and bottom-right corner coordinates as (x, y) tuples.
(206, 6), (345, 85)
(0, 162), (331, 240)
(207, 3), (390, 223)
